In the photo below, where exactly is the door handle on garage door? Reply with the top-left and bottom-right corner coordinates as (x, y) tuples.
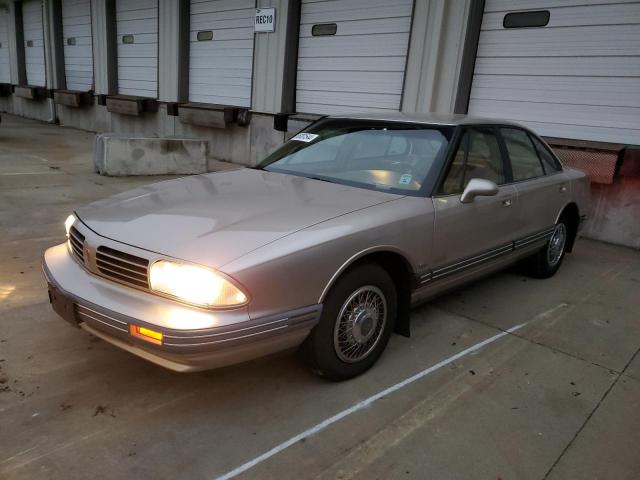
(502, 198), (512, 207)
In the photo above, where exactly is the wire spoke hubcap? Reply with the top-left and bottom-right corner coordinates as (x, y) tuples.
(547, 223), (567, 267)
(334, 286), (387, 363)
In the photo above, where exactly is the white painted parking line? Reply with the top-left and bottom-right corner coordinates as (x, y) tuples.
(215, 321), (529, 480)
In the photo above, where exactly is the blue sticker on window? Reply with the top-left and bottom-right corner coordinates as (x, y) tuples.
(399, 174), (412, 185)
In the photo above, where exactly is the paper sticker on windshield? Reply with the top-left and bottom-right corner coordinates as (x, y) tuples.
(399, 174), (412, 185)
(291, 133), (319, 143)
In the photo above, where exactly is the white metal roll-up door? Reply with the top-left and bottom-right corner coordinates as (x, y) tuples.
(22, 0), (46, 87)
(468, 0), (640, 146)
(61, 0), (93, 91)
(0, 10), (10, 84)
(296, 0), (413, 115)
(188, 0), (255, 106)
(116, 0), (158, 97)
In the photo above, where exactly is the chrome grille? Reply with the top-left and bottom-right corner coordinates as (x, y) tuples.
(68, 226), (85, 263)
(96, 246), (149, 289)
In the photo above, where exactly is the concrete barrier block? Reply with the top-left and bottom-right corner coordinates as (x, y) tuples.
(94, 134), (209, 176)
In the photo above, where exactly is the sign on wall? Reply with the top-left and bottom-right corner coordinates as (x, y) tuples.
(255, 8), (275, 32)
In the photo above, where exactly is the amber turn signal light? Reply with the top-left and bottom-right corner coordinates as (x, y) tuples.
(129, 325), (163, 345)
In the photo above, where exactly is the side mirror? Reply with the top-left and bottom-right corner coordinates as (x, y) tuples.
(460, 178), (499, 203)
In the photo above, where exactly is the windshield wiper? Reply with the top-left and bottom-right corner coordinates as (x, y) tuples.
(306, 175), (337, 185)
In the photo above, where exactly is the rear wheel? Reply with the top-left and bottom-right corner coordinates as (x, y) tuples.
(302, 263), (396, 381)
(525, 216), (569, 278)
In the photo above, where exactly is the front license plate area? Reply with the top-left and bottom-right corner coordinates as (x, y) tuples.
(48, 285), (78, 327)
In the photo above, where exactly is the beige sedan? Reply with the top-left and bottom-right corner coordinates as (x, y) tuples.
(43, 113), (590, 380)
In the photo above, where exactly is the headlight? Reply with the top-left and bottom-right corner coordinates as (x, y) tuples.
(64, 214), (76, 236)
(149, 260), (248, 308)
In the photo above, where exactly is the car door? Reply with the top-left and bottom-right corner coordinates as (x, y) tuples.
(430, 126), (518, 283)
(499, 127), (569, 246)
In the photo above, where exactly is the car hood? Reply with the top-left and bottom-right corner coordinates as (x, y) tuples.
(76, 168), (399, 268)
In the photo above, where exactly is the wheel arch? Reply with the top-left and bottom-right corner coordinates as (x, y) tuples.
(556, 202), (580, 252)
(318, 247), (415, 338)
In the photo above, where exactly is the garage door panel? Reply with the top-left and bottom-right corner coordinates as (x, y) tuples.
(299, 17), (411, 36)
(117, 66), (157, 82)
(189, 84), (250, 98)
(63, 24), (92, 37)
(188, 27), (253, 42)
(469, 99), (640, 130)
(485, 0), (639, 13)
(481, 3), (640, 29)
(471, 86), (640, 109)
(117, 79), (156, 95)
(191, 11), (254, 26)
(118, 57), (157, 68)
(297, 56), (406, 72)
(190, 0), (253, 15)
(468, 0), (640, 145)
(190, 42), (254, 55)
(190, 57), (252, 70)
(116, 0), (158, 97)
(302, 0), (412, 18)
(476, 26), (640, 57)
(296, 102), (394, 115)
(116, 0), (157, 12)
(297, 90), (402, 110)
(188, 0), (254, 107)
(512, 120), (640, 146)
(189, 73), (251, 85)
(115, 19), (158, 35)
(296, 0), (412, 114)
(117, 43), (158, 57)
(474, 56), (640, 77)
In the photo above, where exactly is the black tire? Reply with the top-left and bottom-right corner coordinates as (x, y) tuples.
(301, 263), (397, 381)
(524, 215), (570, 279)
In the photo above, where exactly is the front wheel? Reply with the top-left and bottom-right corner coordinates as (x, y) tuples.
(524, 217), (569, 278)
(301, 263), (397, 381)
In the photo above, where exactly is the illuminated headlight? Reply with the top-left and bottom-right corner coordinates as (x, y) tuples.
(149, 260), (248, 308)
(64, 214), (76, 236)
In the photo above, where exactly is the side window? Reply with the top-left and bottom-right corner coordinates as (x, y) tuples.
(530, 135), (562, 173)
(441, 128), (505, 195)
(501, 128), (545, 181)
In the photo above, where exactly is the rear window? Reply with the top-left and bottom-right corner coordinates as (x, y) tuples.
(501, 128), (545, 181)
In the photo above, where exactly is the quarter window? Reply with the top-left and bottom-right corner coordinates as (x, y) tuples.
(501, 128), (545, 181)
(441, 129), (505, 195)
(530, 135), (562, 173)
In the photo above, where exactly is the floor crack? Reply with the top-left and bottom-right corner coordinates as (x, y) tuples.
(542, 346), (640, 479)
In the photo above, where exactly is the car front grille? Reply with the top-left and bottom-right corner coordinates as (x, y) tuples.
(95, 245), (150, 289)
(68, 226), (85, 263)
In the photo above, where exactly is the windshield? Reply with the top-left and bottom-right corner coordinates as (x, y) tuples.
(259, 118), (453, 196)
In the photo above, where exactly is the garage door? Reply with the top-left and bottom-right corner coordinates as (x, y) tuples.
(468, 0), (640, 146)
(61, 0), (93, 91)
(22, 0), (46, 87)
(0, 10), (10, 84)
(116, 0), (158, 97)
(188, 0), (255, 106)
(296, 0), (413, 115)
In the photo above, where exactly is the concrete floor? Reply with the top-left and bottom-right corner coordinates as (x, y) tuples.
(1, 114), (639, 480)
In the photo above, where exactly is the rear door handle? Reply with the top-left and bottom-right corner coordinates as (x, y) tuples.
(559, 184), (567, 192)
(502, 198), (512, 207)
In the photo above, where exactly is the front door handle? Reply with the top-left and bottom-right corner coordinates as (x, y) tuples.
(502, 198), (512, 207)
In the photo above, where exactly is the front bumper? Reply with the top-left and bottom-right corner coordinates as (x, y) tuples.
(43, 244), (321, 372)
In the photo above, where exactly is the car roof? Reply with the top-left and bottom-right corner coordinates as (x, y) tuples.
(327, 111), (527, 128)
